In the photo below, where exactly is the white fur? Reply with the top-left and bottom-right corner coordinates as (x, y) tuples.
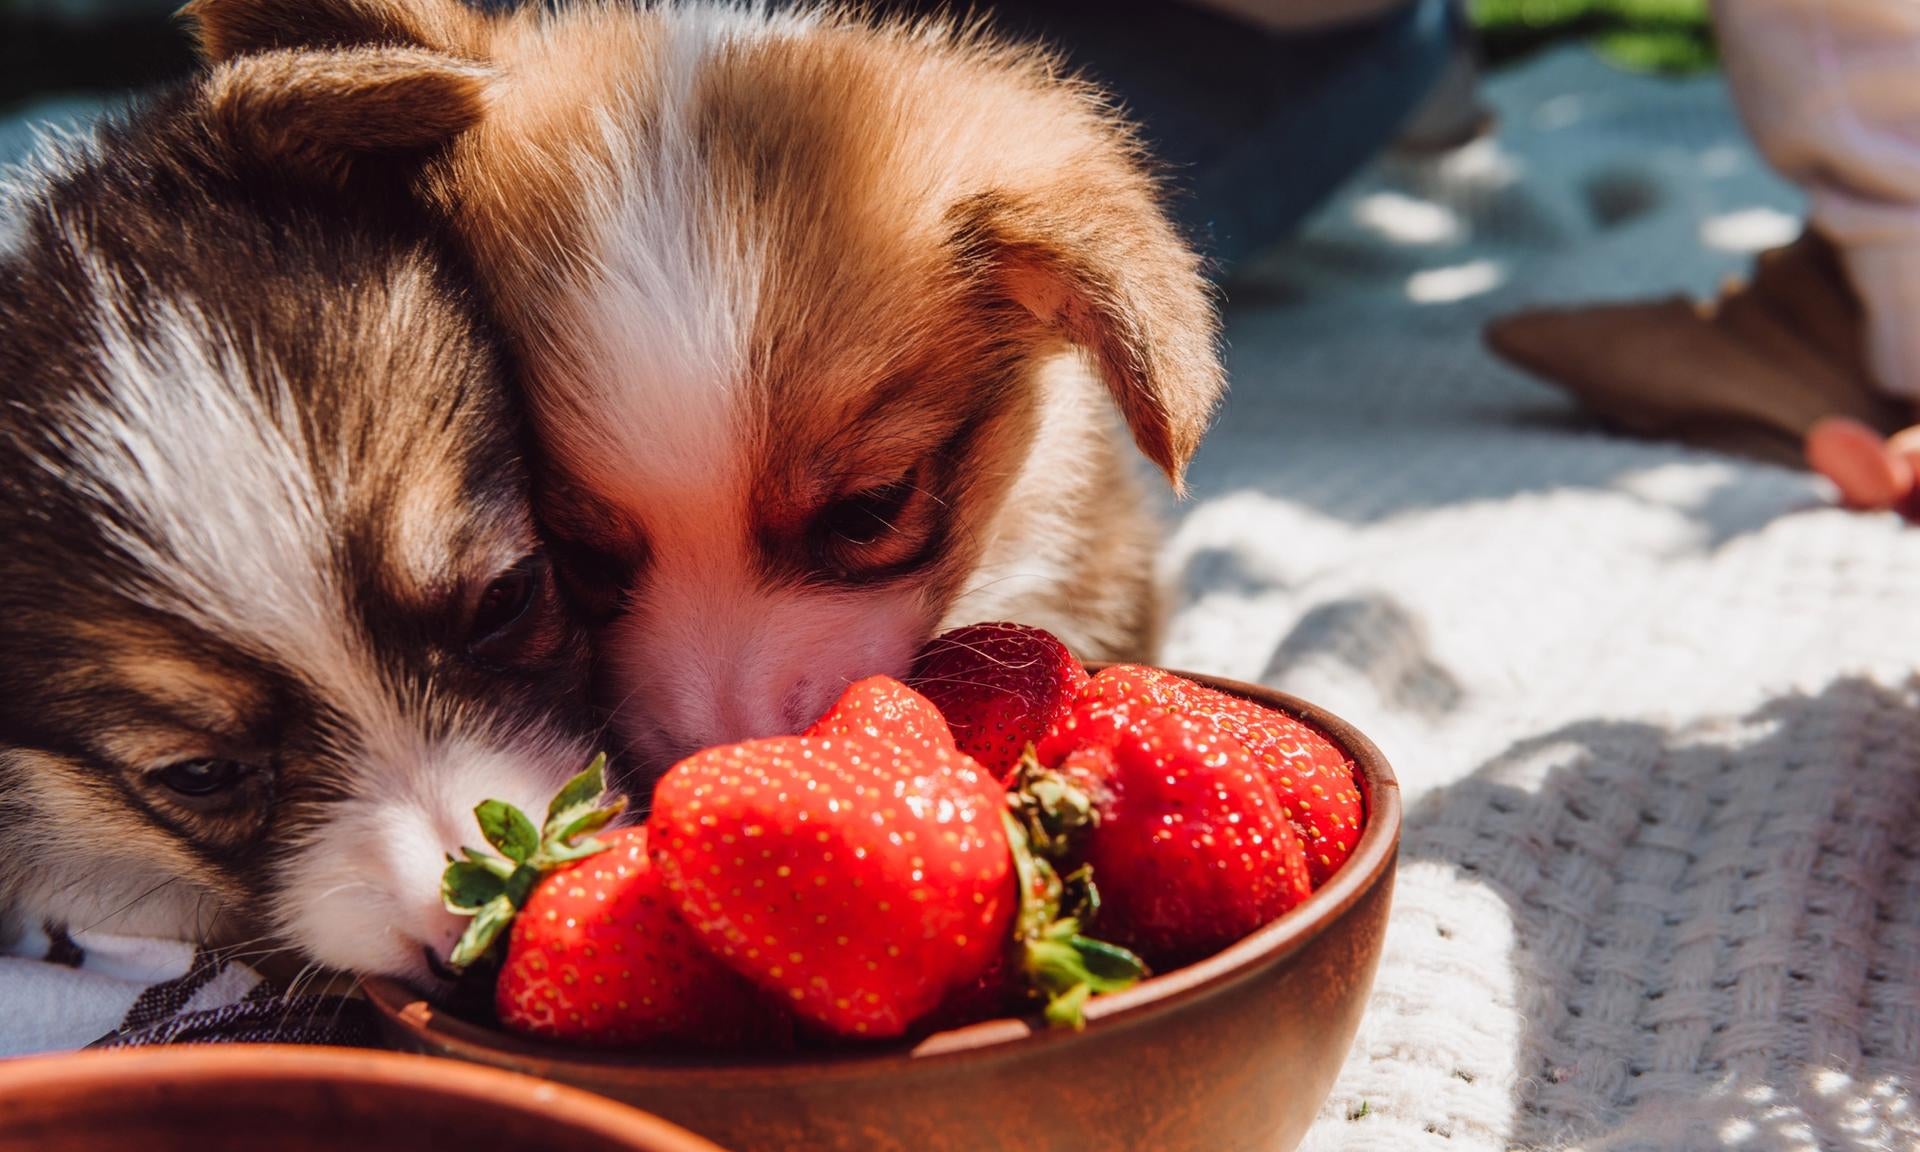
(529, 10), (781, 512)
(277, 724), (591, 980)
(609, 531), (934, 763)
(944, 352), (1109, 632)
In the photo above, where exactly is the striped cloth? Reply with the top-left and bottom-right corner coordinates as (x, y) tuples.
(0, 923), (373, 1057)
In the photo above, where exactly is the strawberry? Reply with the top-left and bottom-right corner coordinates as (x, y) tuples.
(1143, 670), (1364, 886)
(649, 676), (1142, 1038)
(1040, 665), (1365, 886)
(1032, 663), (1175, 769)
(441, 758), (787, 1050)
(491, 827), (788, 1048)
(804, 674), (957, 758)
(909, 622), (1089, 780)
(1064, 711), (1313, 967)
(648, 729), (1012, 1037)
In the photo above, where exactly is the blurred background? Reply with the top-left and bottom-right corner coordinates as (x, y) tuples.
(0, 0), (1714, 275)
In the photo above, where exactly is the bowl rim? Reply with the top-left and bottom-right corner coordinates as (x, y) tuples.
(363, 666), (1401, 1085)
(0, 1044), (727, 1151)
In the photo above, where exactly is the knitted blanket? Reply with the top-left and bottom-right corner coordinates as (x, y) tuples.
(1163, 46), (1920, 1152)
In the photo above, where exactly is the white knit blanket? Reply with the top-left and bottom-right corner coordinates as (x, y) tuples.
(1163, 46), (1920, 1152)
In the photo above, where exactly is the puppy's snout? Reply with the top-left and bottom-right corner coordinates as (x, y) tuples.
(276, 736), (594, 980)
(693, 667), (824, 751)
(780, 674), (831, 732)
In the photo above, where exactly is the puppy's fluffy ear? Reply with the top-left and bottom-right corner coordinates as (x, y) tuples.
(205, 47), (493, 185)
(181, 0), (478, 61)
(949, 178), (1224, 493)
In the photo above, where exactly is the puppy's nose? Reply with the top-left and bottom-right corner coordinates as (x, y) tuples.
(780, 674), (832, 732)
(697, 672), (831, 750)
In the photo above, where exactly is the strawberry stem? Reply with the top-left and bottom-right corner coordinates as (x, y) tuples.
(441, 753), (626, 972)
(1005, 747), (1097, 859)
(999, 808), (1147, 1029)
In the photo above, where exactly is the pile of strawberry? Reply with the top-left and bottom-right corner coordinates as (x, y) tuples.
(441, 623), (1365, 1050)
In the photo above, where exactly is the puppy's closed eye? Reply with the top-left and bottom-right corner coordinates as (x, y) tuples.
(807, 470), (940, 582)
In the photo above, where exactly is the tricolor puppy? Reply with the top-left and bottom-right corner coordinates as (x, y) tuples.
(0, 55), (593, 980)
(189, 0), (1226, 768)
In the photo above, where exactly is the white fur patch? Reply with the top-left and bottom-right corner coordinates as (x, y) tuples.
(276, 724), (591, 980)
(41, 248), (395, 737)
(531, 9), (806, 514)
(944, 352), (1107, 626)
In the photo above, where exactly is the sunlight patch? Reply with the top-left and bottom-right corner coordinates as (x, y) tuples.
(1701, 207), (1799, 252)
(1407, 260), (1504, 304)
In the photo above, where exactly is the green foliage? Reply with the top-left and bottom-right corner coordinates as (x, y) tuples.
(1469, 0), (1717, 74)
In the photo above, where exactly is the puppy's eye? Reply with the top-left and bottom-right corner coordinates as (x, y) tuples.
(156, 758), (253, 799)
(815, 480), (915, 547)
(472, 557), (541, 641)
(550, 538), (629, 624)
(467, 553), (559, 665)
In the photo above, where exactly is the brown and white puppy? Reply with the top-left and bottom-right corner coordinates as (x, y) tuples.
(0, 52), (594, 980)
(189, 0), (1226, 768)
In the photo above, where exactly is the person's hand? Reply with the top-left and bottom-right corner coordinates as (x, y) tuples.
(1804, 416), (1920, 518)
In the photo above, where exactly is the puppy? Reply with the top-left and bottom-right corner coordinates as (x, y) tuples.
(188, 0), (1226, 767)
(0, 51), (595, 981)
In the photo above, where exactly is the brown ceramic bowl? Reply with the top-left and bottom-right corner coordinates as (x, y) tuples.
(0, 1045), (727, 1152)
(366, 669), (1400, 1152)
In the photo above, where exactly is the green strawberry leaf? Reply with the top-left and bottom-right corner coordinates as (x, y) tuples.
(476, 799), (539, 864)
(555, 797), (626, 847)
(1002, 807), (1147, 1029)
(441, 859), (506, 912)
(448, 893), (517, 971)
(502, 862), (543, 907)
(460, 847), (515, 879)
(1070, 935), (1147, 991)
(1042, 983), (1093, 1030)
(543, 753), (609, 836)
(544, 833), (611, 865)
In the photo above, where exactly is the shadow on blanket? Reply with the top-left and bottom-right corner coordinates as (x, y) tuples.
(1398, 676), (1920, 1149)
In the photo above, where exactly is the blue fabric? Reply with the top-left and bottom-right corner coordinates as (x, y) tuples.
(950, 0), (1460, 269)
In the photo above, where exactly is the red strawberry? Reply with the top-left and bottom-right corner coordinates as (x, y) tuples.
(441, 758), (788, 1051)
(648, 695), (1017, 1039)
(1033, 663), (1176, 768)
(909, 622), (1089, 780)
(1072, 711), (1313, 967)
(1144, 670), (1364, 886)
(1042, 665), (1365, 886)
(804, 674), (957, 758)
(493, 827), (787, 1048)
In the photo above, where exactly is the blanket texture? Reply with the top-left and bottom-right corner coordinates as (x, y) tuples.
(0, 923), (373, 1056)
(1167, 46), (1920, 1152)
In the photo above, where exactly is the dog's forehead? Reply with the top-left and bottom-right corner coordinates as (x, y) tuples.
(464, 11), (1019, 528)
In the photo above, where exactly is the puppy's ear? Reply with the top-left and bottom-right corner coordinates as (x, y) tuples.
(949, 178), (1224, 493)
(181, 0), (479, 61)
(205, 47), (493, 185)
